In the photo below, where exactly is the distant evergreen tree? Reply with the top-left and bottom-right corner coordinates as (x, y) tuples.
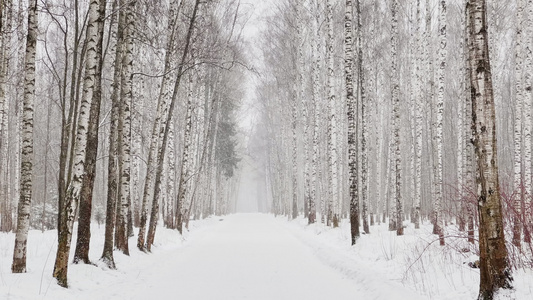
(216, 96), (240, 178)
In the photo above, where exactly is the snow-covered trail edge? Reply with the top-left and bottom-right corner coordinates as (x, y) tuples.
(279, 216), (427, 300)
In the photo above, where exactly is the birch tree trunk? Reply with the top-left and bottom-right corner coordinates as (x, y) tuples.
(53, 0), (100, 287)
(0, 0), (11, 233)
(433, 0), (446, 246)
(291, 70), (298, 220)
(309, 0), (321, 224)
(424, 0), (435, 230)
(408, 1), (416, 227)
(73, 0), (106, 264)
(457, 0), (467, 233)
(512, 0), (525, 248)
(58, 0), (86, 237)
(463, 4), (476, 244)
(101, 0), (121, 268)
(391, 0), (403, 236)
(137, 0), (181, 251)
(326, 0), (339, 228)
(368, 5), (377, 226)
(0, 0), (6, 153)
(414, 0), (422, 230)
(175, 74), (194, 235)
(132, 63), (144, 228)
(11, 0), (37, 274)
(165, 118), (176, 228)
(466, 1), (513, 298)
(115, 0), (136, 256)
(146, 0), (200, 248)
(386, 135), (395, 230)
(357, 0), (369, 235)
(291, 0), (303, 220)
(298, 2), (310, 220)
(521, 0), (533, 244)
(376, 99), (384, 224)
(346, 0), (359, 243)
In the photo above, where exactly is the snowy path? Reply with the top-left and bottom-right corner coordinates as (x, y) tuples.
(108, 213), (370, 300)
(2, 213), (423, 299)
(1, 216), (531, 300)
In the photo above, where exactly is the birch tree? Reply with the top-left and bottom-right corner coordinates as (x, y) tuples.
(0, 0), (13, 233)
(73, 0), (106, 265)
(299, 1), (310, 220)
(512, 0), (525, 248)
(391, 0), (403, 236)
(164, 118), (176, 228)
(466, 0), (513, 298)
(345, 0), (359, 243)
(326, 0), (339, 227)
(56, 0), (87, 237)
(101, 0), (121, 268)
(309, 0), (321, 225)
(11, 0), (37, 274)
(433, 0), (446, 246)
(357, 0), (369, 235)
(291, 0), (301, 220)
(137, 0), (181, 251)
(175, 73), (194, 234)
(291, 57), (298, 219)
(413, 0), (422, 230)
(521, 0), (533, 244)
(115, 0), (136, 256)
(146, 0), (201, 248)
(53, 0), (101, 287)
(462, 2), (476, 244)
(0, 0), (7, 159)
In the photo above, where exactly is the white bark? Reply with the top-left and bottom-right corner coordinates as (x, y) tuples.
(409, 8), (416, 227)
(466, 1), (513, 296)
(176, 73), (195, 233)
(0, 0), (12, 232)
(297, 0), (310, 221)
(12, 0), (37, 274)
(424, 0), (434, 227)
(414, 0), (422, 229)
(357, 0), (369, 235)
(291, 62), (298, 220)
(391, 0), (403, 236)
(116, 0), (136, 255)
(309, 0), (321, 224)
(376, 100), (384, 223)
(346, 0), (358, 242)
(53, 0), (99, 286)
(165, 117), (176, 227)
(433, 0), (446, 245)
(0, 0), (7, 145)
(137, 0), (180, 250)
(326, 0), (339, 227)
(131, 47), (145, 228)
(522, 0), (533, 240)
(463, 1), (475, 243)
(512, 0), (525, 246)
(368, 3), (377, 224)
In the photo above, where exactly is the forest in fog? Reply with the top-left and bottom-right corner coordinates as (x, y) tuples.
(1, 0), (245, 287)
(252, 0), (526, 298)
(0, 0), (531, 299)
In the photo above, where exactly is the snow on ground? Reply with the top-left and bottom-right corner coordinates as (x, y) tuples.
(0, 213), (532, 299)
(0, 217), (220, 300)
(281, 215), (533, 300)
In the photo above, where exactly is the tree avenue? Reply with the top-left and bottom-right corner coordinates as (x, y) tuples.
(0, 0), (528, 297)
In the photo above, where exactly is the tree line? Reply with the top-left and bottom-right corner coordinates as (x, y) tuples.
(254, 0), (521, 299)
(1, 0), (244, 288)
